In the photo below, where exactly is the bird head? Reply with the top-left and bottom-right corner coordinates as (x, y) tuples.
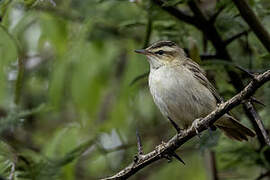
(135, 41), (186, 69)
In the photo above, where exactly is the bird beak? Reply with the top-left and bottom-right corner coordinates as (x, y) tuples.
(134, 49), (148, 55)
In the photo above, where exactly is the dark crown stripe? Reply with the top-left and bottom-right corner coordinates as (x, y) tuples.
(148, 41), (176, 49)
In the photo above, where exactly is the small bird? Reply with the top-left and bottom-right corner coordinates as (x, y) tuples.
(135, 40), (255, 141)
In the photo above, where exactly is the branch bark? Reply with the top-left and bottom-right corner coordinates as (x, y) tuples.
(102, 70), (270, 180)
(232, 0), (270, 52)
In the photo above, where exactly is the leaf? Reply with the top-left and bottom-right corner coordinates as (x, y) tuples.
(0, 24), (19, 102)
(0, 104), (47, 133)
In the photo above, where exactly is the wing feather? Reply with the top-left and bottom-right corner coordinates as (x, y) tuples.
(182, 59), (223, 103)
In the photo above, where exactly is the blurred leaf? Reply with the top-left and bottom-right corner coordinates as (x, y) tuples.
(162, 0), (187, 7)
(0, 104), (46, 133)
(0, 24), (18, 103)
(198, 130), (220, 152)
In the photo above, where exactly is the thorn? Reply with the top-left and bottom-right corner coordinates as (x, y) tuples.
(167, 117), (181, 134)
(136, 128), (143, 156)
(172, 152), (185, 165)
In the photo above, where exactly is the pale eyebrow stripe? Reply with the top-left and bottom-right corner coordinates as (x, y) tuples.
(152, 46), (175, 53)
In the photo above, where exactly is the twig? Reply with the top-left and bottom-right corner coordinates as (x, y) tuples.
(250, 97), (265, 107)
(200, 53), (222, 60)
(232, 0), (270, 52)
(143, 4), (153, 49)
(102, 70), (270, 180)
(208, 150), (219, 180)
(143, 17), (152, 48)
(224, 30), (250, 46)
(245, 101), (270, 146)
(209, 5), (226, 24)
(152, 0), (197, 26)
(129, 72), (149, 86)
(235, 65), (255, 79)
(136, 129), (143, 156)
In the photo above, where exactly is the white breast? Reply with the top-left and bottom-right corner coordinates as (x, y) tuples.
(149, 65), (216, 128)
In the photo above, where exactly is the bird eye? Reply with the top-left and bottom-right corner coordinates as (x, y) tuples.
(155, 50), (164, 55)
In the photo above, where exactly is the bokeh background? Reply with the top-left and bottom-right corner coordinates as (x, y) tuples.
(0, 0), (270, 179)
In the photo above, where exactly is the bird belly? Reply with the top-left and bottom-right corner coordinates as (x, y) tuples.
(149, 66), (216, 128)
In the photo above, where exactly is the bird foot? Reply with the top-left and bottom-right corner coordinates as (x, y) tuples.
(192, 118), (202, 138)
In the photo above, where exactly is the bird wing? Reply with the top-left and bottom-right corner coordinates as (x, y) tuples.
(182, 59), (224, 103)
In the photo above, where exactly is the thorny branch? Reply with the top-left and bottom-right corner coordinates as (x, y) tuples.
(152, 0), (270, 151)
(102, 70), (270, 180)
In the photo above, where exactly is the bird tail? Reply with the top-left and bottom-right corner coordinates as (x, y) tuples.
(214, 114), (256, 141)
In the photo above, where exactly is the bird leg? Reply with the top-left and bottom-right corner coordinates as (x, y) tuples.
(167, 116), (182, 134)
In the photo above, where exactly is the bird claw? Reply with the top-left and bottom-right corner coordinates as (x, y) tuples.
(192, 118), (202, 138)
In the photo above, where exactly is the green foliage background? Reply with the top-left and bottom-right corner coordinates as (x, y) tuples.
(0, 0), (270, 179)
